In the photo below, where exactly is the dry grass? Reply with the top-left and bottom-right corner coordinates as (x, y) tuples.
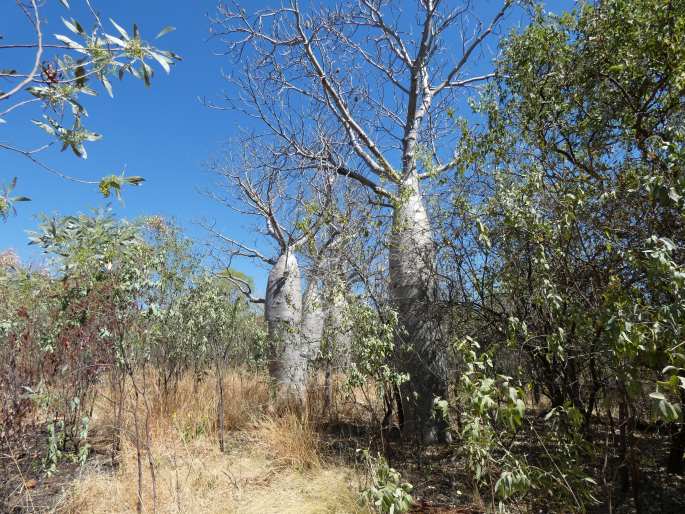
(161, 370), (271, 437)
(236, 468), (364, 514)
(305, 370), (383, 426)
(62, 432), (363, 514)
(87, 369), (271, 453)
(256, 412), (321, 470)
(137, 369), (271, 435)
(56, 369), (366, 514)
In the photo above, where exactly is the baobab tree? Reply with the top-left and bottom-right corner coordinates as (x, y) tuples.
(301, 225), (343, 367)
(207, 147), (334, 401)
(300, 209), (359, 410)
(213, 0), (512, 441)
(300, 186), (363, 370)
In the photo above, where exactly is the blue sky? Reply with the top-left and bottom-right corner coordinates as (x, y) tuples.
(1, 0), (574, 294)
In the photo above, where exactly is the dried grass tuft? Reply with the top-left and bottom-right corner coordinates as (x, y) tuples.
(256, 412), (321, 471)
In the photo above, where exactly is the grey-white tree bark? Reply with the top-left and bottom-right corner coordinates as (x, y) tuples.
(265, 250), (306, 398)
(301, 278), (324, 367)
(325, 290), (352, 370)
(389, 174), (448, 442)
(320, 252), (354, 370)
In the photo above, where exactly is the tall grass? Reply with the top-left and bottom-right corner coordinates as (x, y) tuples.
(257, 412), (321, 470)
(59, 368), (367, 514)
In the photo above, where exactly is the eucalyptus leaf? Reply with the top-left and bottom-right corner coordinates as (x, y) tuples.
(109, 19), (130, 40)
(155, 26), (176, 39)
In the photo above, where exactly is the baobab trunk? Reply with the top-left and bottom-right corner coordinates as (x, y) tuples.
(265, 250), (305, 400)
(326, 290), (352, 370)
(302, 279), (325, 406)
(389, 173), (448, 443)
(302, 279), (324, 366)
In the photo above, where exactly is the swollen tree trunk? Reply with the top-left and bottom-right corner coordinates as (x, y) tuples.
(265, 250), (305, 399)
(326, 291), (352, 370)
(389, 173), (448, 443)
(302, 279), (325, 368)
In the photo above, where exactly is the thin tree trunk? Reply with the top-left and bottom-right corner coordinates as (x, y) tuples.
(323, 357), (333, 419)
(141, 367), (157, 514)
(327, 291), (352, 370)
(217, 368), (225, 453)
(111, 370), (124, 457)
(389, 173), (448, 443)
(132, 376), (144, 514)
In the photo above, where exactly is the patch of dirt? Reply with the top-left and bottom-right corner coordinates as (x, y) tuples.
(1, 425), (116, 514)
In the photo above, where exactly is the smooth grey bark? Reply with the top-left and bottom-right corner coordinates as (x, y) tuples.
(208, 149), (336, 406)
(389, 173), (448, 443)
(316, 250), (353, 370)
(302, 260), (351, 368)
(301, 279), (324, 365)
(303, 239), (351, 409)
(325, 289), (352, 370)
(265, 250), (305, 398)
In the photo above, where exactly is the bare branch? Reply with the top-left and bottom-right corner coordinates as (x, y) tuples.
(292, 1), (401, 183)
(218, 270), (266, 304)
(0, 142), (98, 184)
(432, 2), (509, 96)
(0, 0), (42, 102)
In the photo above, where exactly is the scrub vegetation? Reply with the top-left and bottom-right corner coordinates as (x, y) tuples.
(2, 0), (685, 513)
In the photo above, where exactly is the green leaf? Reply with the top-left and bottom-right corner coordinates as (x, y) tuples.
(72, 143), (87, 159)
(141, 62), (153, 86)
(101, 75), (114, 98)
(126, 176), (145, 186)
(32, 120), (56, 135)
(130, 65), (143, 81)
(62, 17), (84, 35)
(668, 187), (682, 203)
(155, 26), (176, 39)
(54, 34), (85, 51)
(99, 175), (122, 199)
(150, 52), (172, 74)
(109, 19), (130, 40)
(658, 400), (680, 422)
(82, 131), (103, 142)
(98, 174), (145, 201)
(104, 34), (127, 48)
